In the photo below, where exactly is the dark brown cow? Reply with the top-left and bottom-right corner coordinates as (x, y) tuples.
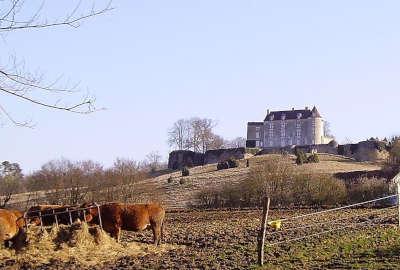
(26, 205), (86, 226)
(0, 209), (26, 248)
(84, 202), (165, 245)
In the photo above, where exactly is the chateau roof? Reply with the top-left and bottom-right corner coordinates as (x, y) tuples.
(248, 122), (263, 126)
(264, 106), (322, 121)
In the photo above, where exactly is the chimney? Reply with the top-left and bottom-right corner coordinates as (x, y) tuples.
(305, 106), (309, 110)
(292, 108), (295, 111)
(267, 109), (270, 115)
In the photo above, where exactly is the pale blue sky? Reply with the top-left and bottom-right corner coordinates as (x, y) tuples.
(2, 0), (400, 173)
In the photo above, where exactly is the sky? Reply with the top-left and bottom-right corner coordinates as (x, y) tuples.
(1, 0), (400, 173)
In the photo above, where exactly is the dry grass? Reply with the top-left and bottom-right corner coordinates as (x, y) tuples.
(0, 223), (182, 268)
(129, 153), (382, 210)
(7, 153), (384, 211)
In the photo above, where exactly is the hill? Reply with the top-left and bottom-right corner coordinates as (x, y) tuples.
(6, 154), (382, 210)
(132, 154), (382, 210)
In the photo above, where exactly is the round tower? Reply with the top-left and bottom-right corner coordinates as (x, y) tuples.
(311, 106), (324, 145)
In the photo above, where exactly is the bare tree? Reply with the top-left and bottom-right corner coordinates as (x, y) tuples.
(389, 138), (400, 165)
(0, 161), (23, 208)
(190, 118), (217, 153)
(110, 158), (147, 203)
(168, 117), (226, 153)
(145, 151), (163, 172)
(0, 0), (113, 126)
(324, 121), (334, 138)
(224, 137), (246, 148)
(206, 134), (225, 150)
(168, 119), (191, 150)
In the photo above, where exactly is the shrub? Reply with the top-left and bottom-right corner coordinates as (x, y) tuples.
(347, 177), (391, 204)
(307, 153), (320, 163)
(227, 158), (239, 168)
(295, 150), (307, 165)
(307, 174), (347, 206)
(179, 178), (186, 185)
(217, 161), (229, 170)
(167, 176), (173, 184)
(181, 167), (189, 177)
(195, 156), (348, 209)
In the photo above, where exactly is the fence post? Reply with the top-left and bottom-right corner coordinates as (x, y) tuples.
(397, 182), (400, 228)
(258, 196), (271, 266)
(53, 209), (59, 228)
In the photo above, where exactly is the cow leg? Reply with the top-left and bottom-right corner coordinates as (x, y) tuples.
(116, 227), (121, 243)
(152, 224), (161, 246)
(110, 226), (121, 243)
(160, 220), (164, 244)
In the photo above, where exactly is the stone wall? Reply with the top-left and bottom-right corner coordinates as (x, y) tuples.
(256, 140), (389, 162)
(338, 140), (389, 162)
(168, 148), (247, 169)
(204, 148), (246, 165)
(257, 144), (338, 155)
(168, 150), (204, 170)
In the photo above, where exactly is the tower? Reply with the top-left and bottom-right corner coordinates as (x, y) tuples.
(311, 106), (324, 145)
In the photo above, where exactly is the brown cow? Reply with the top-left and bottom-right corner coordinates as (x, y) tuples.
(84, 202), (165, 245)
(26, 205), (86, 226)
(0, 209), (26, 249)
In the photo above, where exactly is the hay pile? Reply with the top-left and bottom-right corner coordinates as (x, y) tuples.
(1, 223), (180, 268)
(0, 242), (14, 260)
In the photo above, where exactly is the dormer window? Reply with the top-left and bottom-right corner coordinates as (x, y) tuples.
(297, 113), (302, 119)
(269, 115), (274, 121)
(281, 114), (286, 120)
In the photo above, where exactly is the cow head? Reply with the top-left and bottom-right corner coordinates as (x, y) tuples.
(80, 203), (99, 223)
(24, 209), (42, 226)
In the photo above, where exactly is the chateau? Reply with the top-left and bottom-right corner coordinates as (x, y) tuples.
(247, 106), (333, 148)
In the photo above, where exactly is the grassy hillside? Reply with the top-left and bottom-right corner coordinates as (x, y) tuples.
(6, 154), (383, 210)
(132, 154), (382, 210)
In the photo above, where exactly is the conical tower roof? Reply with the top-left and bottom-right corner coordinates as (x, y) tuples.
(311, 106), (322, 118)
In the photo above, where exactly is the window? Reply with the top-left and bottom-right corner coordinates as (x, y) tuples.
(256, 132), (260, 139)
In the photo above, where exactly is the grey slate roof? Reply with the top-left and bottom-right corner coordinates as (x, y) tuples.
(264, 106), (321, 121)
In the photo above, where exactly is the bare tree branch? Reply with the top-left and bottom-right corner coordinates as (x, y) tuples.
(0, 0), (113, 32)
(0, 0), (112, 126)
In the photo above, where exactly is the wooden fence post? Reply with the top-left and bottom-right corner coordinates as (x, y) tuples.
(258, 196), (271, 266)
(397, 182), (400, 228)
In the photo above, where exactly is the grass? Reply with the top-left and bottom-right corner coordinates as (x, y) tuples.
(128, 153), (382, 210)
(259, 226), (400, 269)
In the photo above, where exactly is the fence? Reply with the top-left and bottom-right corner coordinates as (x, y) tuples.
(23, 203), (103, 231)
(257, 173), (400, 266)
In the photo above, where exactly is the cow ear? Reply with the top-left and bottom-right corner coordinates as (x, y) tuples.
(85, 214), (93, 222)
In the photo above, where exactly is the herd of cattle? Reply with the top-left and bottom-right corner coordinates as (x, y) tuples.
(0, 202), (165, 249)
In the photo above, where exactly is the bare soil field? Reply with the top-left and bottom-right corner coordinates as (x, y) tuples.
(2, 208), (399, 270)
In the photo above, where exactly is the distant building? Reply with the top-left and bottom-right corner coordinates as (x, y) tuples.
(247, 106), (333, 148)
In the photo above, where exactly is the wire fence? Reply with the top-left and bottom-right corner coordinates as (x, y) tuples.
(261, 194), (399, 249)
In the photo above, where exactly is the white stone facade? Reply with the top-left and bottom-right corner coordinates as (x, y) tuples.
(247, 106), (332, 148)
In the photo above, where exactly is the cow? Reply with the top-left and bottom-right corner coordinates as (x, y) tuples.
(83, 202), (165, 245)
(0, 209), (26, 249)
(26, 205), (86, 226)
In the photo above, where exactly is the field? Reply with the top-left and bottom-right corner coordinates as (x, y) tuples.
(2, 207), (400, 270)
